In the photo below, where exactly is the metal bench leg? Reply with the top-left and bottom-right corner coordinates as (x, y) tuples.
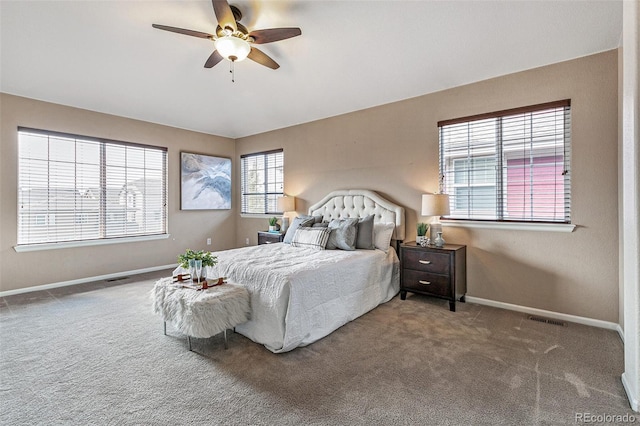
(223, 329), (228, 349)
(188, 335), (192, 351)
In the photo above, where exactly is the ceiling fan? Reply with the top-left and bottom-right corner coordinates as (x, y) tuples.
(152, 0), (301, 73)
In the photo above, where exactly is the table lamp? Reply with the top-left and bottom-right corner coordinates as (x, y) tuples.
(277, 195), (296, 233)
(421, 194), (450, 247)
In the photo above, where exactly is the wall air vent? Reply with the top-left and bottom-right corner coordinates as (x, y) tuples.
(527, 315), (567, 327)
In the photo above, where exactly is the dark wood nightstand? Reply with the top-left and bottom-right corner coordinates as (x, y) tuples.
(399, 242), (467, 311)
(258, 231), (284, 245)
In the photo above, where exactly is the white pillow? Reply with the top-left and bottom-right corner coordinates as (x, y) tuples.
(283, 216), (315, 244)
(373, 222), (395, 252)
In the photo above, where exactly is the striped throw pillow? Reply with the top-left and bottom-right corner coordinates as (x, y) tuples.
(290, 227), (331, 250)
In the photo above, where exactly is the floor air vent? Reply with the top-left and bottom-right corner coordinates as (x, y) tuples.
(527, 315), (567, 327)
(105, 276), (129, 283)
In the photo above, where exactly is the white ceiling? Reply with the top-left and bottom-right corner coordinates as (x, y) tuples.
(1, 1), (622, 139)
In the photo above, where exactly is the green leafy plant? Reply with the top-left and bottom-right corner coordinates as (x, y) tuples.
(177, 249), (218, 269)
(268, 217), (278, 226)
(417, 222), (429, 237)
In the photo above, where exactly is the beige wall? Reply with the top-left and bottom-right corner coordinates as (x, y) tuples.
(236, 50), (619, 322)
(1, 50), (620, 322)
(0, 94), (236, 292)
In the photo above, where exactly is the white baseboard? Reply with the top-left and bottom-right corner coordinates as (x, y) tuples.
(465, 296), (622, 336)
(622, 372), (639, 412)
(0, 264), (177, 297)
(616, 324), (625, 344)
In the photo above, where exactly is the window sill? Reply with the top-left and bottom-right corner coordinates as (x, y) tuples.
(441, 220), (576, 233)
(14, 234), (170, 252)
(240, 213), (285, 219)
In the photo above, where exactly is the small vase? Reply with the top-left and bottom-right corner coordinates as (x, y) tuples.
(188, 259), (196, 284)
(434, 232), (445, 248)
(416, 236), (425, 244)
(269, 225), (276, 232)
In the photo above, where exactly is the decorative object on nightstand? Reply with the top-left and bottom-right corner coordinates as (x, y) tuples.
(421, 193), (450, 245)
(399, 242), (466, 312)
(277, 195), (296, 233)
(258, 231), (284, 245)
(416, 222), (429, 245)
(268, 216), (279, 232)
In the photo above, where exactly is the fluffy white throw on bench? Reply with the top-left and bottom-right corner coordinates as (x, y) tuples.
(152, 278), (251, 339)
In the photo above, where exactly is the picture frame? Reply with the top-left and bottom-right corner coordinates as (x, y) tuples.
(181, 152), (231, 210)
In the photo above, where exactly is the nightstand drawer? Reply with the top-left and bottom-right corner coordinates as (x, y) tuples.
(401, 270), (451, 298)
(258, 232), (284, 245)
(402, 250), (450, 274)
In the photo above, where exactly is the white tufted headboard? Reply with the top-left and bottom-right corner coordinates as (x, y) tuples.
(308, 189), (405, 241)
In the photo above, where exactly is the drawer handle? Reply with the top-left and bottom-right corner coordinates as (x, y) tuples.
(418, 260), (431, 265)
(419, 280), (432, 285)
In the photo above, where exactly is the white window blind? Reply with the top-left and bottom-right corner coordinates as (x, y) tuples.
(438, 100), (571, 223)
(240, 149), (284, 214)
(18, 128), (167, 246)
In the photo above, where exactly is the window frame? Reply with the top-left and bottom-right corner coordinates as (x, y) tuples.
(438, 99), (572, 226)
(240, 149), (284, 215)
(15, 127), (168, 252)
(449, 155), (497, 219)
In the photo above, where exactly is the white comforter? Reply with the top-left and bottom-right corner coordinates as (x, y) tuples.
(191, 243), (399, 353)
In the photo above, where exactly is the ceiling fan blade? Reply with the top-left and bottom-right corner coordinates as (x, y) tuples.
(152, 24), (213, 39)
(249, 28), (302, 44)
(212, 0), (237, 32)
(204, 50), (224, 68)
(247, 47), (280, 70)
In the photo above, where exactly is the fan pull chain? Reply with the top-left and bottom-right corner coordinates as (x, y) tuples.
(230, 61), (235, 83)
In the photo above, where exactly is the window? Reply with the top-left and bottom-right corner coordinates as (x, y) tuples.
(438, 100), (571, 223)
(240, 149), (284, 214)
(17, 128), (167, 246)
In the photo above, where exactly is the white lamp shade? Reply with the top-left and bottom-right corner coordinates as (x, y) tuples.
(277, 196), (296, 212)
(421, 194), (451, 216)
(214, 36), (251, 61)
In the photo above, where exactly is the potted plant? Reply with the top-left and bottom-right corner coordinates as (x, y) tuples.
(178, 249), (217, 269)
(178, 249), (217, 282)
(416, 222), (429, 244)
(268, 216), (279, 232)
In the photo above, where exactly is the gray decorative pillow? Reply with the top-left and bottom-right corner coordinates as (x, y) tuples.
(312, 222), (329, 228)
(355, 214), (375, 250)
(283, 216), (315, 244)
(290, 227), (331, 250)
(298, 215), (323, 224)
(326, 218), (359, 250)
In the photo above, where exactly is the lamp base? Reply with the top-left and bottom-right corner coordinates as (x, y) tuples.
(430, 222), (442, 243)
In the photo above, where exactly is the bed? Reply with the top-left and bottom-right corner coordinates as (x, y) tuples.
(189, 189), (405, 353)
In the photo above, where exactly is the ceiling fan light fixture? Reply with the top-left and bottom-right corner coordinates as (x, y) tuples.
(153, 0), (301, 72)
(214, 36), (250, 62)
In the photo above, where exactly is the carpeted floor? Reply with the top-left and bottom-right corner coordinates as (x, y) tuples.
(0, 269), (634, 425)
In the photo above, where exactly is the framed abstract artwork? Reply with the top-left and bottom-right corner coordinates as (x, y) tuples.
(181, 152), (231, 210)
